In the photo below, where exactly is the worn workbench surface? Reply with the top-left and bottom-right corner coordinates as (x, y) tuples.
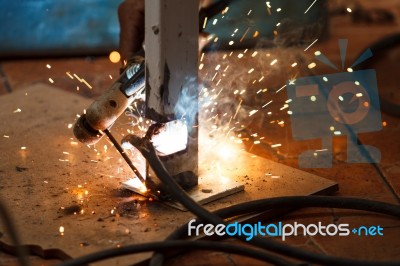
(0, 84), (336, 265)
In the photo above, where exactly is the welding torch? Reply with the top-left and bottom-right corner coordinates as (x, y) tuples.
(73, 52), (146, 182)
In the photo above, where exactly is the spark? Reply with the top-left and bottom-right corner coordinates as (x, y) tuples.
(347, 8), (352, 13)
(347, 68), (353, 72)
(277, 8), (282, 12)
(270, 59), (278, 66)
(213, 19), (218, 25)
(291, 62), (298, 67)
(310, 96), (317, 101)
(203, 17), (208, 29)
(229, 41), (234, 46)
(249, 110), (258, 116)
(200, 53), (205, 62)
(67, 124), (73, 129)
(46, 64), (51, 69)
(355, 81), (360, 86)
(21, 146), (26, 150)
(334, 131), (342, 136)
(304, 39), (318, 51)
(356, 93), (363, 97)
(252, 51), (258, 57)
(48, 78), (54, 83)
(271, 144), (282, 148)
(304, 0), (317, 14)
(240, 27), (250, 42)
(13, 108), (21, 113)
(254, 141), (261, 144)
(3, 135), (9, 138)
(323, 77), (328, 82)
(308, 62), (317, 69)
(247, 10), (252, 15)
(199, 63), (204, 70)
(248, 68), (254, 74)
(59, 226), (65, 236)
(276, 85), (286, 93)
(238, 53), (244, 58)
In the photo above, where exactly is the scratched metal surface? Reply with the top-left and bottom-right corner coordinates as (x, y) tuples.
(0, 84), (336, 265)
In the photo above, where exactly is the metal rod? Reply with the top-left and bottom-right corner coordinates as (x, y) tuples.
(104, 129), (146, 184)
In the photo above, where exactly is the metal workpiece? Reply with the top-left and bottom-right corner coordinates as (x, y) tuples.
(144, 0), (200, 195)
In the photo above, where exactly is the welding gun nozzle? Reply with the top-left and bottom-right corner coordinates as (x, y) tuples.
(73, 114), (104, 145)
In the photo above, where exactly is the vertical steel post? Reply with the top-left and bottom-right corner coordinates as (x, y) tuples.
(145, 0), (199, 198)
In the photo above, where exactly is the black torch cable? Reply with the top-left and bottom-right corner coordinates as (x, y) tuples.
(58, 240), (293, 266)
(150, 196), (400, 265)
(103, 129), (146, 184)
(121, 134), (400, 266)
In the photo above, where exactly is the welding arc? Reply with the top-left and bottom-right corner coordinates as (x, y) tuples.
(122, 135), (400, 266)
(59, 240), (291, 266)
(103, 129), (145, 184)
(151, 196), (400, 265)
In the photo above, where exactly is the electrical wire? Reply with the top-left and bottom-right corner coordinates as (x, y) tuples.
(121, 135), (400, 266)
(149, 196), (400, 266)
(58, 240), (294, 266)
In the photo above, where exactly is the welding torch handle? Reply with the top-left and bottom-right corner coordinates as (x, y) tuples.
(104, 129), (146, 184)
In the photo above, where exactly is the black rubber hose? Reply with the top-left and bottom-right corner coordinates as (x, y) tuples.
(123, 134), (400, 266)
(150, 196), (400, 265)
(58, 240), (294, 266)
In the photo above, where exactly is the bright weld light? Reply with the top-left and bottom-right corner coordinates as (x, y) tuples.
(109, 51), (121, 63)
(124, 178), (147, 193)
